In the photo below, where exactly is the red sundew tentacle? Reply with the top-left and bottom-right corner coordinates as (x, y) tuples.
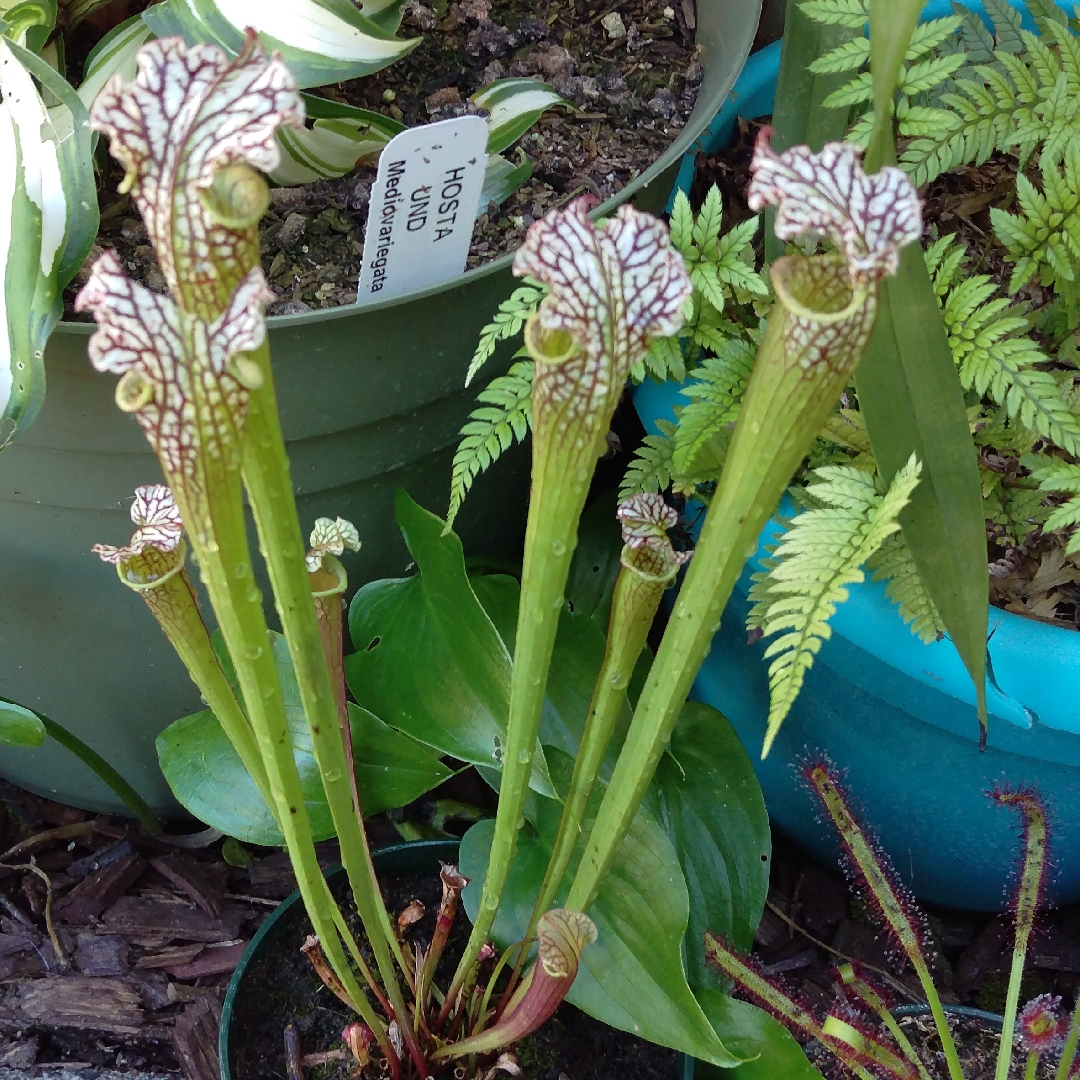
(704, 932), (823, 1041)
(801, 758), (930, 973)
(989, 784), (1051, 945)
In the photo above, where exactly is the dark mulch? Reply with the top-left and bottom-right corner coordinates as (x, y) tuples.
(65, 0), (701, 319)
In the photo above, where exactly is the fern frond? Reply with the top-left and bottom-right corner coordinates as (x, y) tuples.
(1031, 459), (1080, 553)
(798, 0), (868, 30)
(983, 0), (1024, 54)
(466, 283), (546, 386)
(809, 36), (870, 75)
(867, 531), (946, 644)
(672, 339), (755, 480)
(991, 142), (1080, 296)
(620, 420), (677, 501)
(447, 359), (533, 529)
(752, 455), (923, 752)
(927, 235), (1080, 456)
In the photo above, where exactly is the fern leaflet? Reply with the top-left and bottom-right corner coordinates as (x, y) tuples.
(465, 283), (545, 386)
(1031, 459), (1080, 553)
(619, 421), (677, 501)
(748, 455), (923, 752)
(866, 531), (946, 644)
(447, 359), (533, 529)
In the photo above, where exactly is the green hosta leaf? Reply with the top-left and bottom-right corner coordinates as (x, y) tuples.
(60, 0), (112, 30)
(78, 14), (154, 113)
(459, 749), (745, 1069)
(157, 631), (450, 844)
(653, 702), (770, 990)
(480, 152), (533, 208)
(563, 487), (625, 629)
(141, 0), (419, 90)
(472, 77), (567, 156)
(0, 698), (46, 747)
(1, 37), (98, 447)
(345, 490), (553, 796)
(694, 990), (823, 1080)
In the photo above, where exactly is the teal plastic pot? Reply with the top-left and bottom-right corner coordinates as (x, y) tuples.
(0, 0), (763, 815)
(635, 375), (1080, 913)
(220, 840), (694, 1080)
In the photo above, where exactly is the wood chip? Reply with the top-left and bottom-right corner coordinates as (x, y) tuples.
(135, 944), (205, 971)
(73, 933), (130, 977)
(165, 941), (247, 980)
(53, 847), (147, 925)
(150, 854), (224, 918)
(0, 975), (144, 1035)
(171, 993), (223, 1080)
(102, 896), (244, 943)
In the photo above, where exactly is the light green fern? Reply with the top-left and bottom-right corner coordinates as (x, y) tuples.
(671, 337), (756, 481)
(748, 455), (923, 753)
(991, 141), (1080, 333)
(902, 21), (1080, 185)
(619, 420), (677, 501)
(1030, 459), (1080, 553)
(465, 282), (546, 386)
(926, 234), (1080, 456)
(446, 358), (533, 529)
(866, 531), (946, 644)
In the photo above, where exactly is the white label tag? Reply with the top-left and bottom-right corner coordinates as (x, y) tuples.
(355, 115), (489, 306)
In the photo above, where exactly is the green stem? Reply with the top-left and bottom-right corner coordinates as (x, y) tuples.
(996, 942), (1028, 1080)
(135, 562), (272, 810)
(876, 1008), (934, 1080)
(566, 263), (876, 913)
(1026, 1051), (1040, 1080)
(445, 350), (610, 1011)
(1055, 992), (1080, 1080)
(911, 958), (964, 1080)
(37, 713), (161, 836)
(240, 347), (423, 1076)
(527, 563), (664, 940)
(175, 467), (393, 1062)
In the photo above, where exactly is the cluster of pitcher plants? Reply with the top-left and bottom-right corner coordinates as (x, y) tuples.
(65, 4), (1066, 1080)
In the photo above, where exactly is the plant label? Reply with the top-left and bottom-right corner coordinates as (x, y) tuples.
(356, 115), (489, 306)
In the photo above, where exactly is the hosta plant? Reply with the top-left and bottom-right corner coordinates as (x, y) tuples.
(0, 0), (565, 443)
(707, 759), (1080, 1080)
(78, 25), (925, 1078)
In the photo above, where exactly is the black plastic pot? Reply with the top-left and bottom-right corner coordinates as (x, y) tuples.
(0, 0), (763, 815)
(220, 839), (695, 1080)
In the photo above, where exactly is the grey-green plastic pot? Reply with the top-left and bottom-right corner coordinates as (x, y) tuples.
(0, 0), (762, 816)
(220, 839), (695, 1080)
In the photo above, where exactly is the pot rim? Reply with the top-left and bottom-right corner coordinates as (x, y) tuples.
(57, 0), (759, 335)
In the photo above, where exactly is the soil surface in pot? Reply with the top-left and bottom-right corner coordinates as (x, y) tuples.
(66, 0), (701, 318)
(227, 862), (679, 1080)
(691, 117), (1080, 631)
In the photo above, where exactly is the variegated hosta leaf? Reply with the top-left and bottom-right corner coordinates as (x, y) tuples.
(1, 0), (55, 50)
(747, 128), (922, 285)
(90, 32), (303, 314)
(62, 0), (114, 31)
(141, 0), (418, 91)
(480, 152), (533, 208)
(92, 483), (187, 585)
(473, 78), (567, 156)
(513, 200), (692, 420)
(1, 36), (97, 447)
(306, 516), (360, 572)
(616, 492), (691, 581)
(74, 251), (274, 500)
(77, 13), (153, 114)
(272, 118), (391, 185)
